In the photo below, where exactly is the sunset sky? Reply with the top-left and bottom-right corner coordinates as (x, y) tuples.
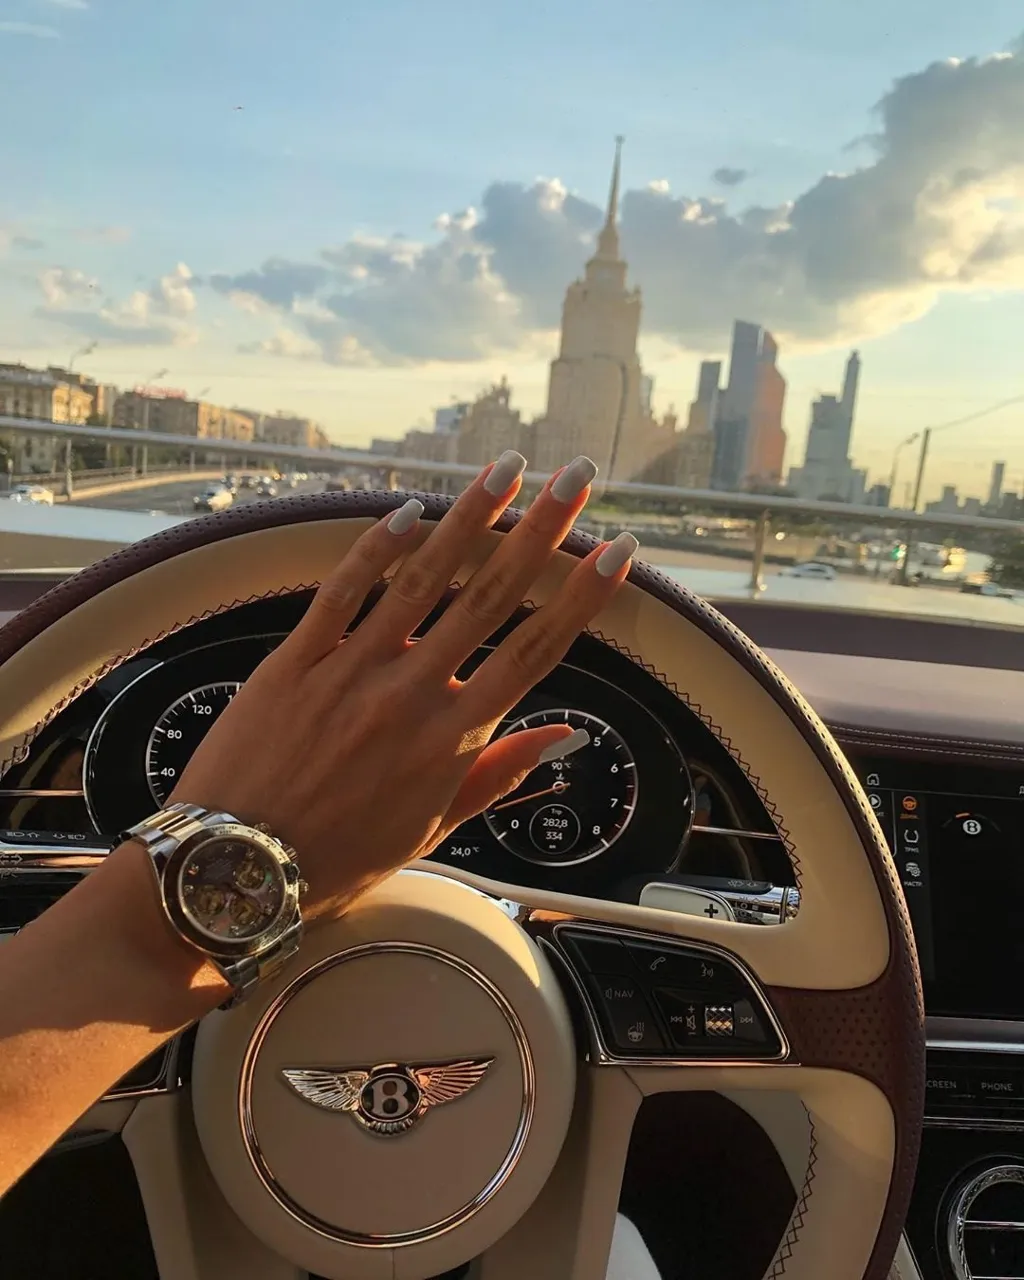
(2, 0), (1024, 503)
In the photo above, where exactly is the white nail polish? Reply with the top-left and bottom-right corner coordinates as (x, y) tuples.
(550, 455), (598, 503)
(387, 498), (424, 535)
(596, 532), (639, 578)
(484, 450), (527, 496)
(537, 728), (590, 764)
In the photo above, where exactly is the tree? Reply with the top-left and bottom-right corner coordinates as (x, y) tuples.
(988, 537), (1024, 588)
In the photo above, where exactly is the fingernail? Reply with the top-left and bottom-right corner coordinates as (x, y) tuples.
(484, 450), (527, 497)
(387, 498), (424, 535)
(550, 455), (598, 503)
(538, 728), (590, 763)
(596, 532), (639, 578)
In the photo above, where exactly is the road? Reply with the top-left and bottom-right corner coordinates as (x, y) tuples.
(75, 476), (327, 516)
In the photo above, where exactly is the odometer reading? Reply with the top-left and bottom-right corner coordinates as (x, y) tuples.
(483, 709), (637, 865)
(145, 682), (242, 804)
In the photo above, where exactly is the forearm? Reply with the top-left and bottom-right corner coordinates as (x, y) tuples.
(0, 842), (229, 1194)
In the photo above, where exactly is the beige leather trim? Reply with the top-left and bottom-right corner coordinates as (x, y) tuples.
(630, 1066), (895, 1280)
(0, 518), (887, 991)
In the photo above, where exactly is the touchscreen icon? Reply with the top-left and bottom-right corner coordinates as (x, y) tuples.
(868, 793), (882, 809)
(905, 861), (922, 878)
(902, 796), (918, 813)
(902, 828), (920, 844)
(962, 817), (983, 837)
(866, 773), (880, 786)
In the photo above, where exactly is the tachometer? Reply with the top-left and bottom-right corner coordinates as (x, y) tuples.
(483, 709), (636, 865)
(145, 682), (242, 804)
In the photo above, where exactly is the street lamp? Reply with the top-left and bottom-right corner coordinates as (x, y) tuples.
(60, 343), (98, 494)
(887, 432), (919, 510)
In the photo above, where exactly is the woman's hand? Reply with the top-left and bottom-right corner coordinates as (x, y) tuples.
(171, 453), (638, 921)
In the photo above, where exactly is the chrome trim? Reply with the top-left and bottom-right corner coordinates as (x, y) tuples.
(638, 880), (799, 926)
(946, 1162), (1024, 1280)
(238, 941), (535, 1248)
(688, 824), (783, 842)
(544, 919), (790, 1068)
(928, 1017), (1024, 1054)
(926, 1116), (1024, 1133)
(0, 788), (85, 797)
(103, 1039), (181, 1101)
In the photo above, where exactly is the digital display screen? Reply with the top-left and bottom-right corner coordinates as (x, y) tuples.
(855, 757), (1024, 1019)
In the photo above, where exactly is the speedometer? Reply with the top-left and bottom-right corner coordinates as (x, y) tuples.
(483, 709), (637, 865)
(145, 682), (242, 804)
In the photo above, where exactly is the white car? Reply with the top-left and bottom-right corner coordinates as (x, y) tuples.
(193, 485), (233, 513)
(781, 560), (838, 580)
(7, 483), (55, 505)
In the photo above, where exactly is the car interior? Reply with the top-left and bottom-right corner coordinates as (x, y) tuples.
(0, 488), (1018, 1279)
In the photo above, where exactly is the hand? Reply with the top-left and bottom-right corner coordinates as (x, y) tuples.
(172, 453), (638, 922)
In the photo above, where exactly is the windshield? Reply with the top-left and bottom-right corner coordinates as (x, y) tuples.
(1, 2), (1022, 629)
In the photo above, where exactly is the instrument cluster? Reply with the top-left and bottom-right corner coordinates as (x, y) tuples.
(0, 594), (794, 901)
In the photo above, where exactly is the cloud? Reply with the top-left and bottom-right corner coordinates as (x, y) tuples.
(0, 21), (59, 37)
(73, 225), (132, 244)
(239, 328), (321, 360)
(205, 41), (1024, 361)
(12, 234), (44, 250)
(39, 262), (199, 346)
(712, 167), (749, 187)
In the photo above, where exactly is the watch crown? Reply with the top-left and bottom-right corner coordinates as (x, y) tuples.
(298, 879), (310, 897)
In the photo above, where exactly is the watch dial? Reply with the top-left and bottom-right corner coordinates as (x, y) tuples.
(177, 838), (286, 942)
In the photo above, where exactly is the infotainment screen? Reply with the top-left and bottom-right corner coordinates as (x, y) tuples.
(852, 757), (1024, 1019)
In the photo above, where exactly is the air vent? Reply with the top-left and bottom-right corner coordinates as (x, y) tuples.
(946, 1163), (1024, 1280)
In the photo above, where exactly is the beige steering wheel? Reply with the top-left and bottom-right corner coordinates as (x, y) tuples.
(0, 491), (924, 1280)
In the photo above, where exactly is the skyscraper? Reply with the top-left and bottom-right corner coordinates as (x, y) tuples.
(789, 350), (865, 502)
(710, 321), (787, 489)
(988, 460), (1006, 509)
(534, 139), (676, 480)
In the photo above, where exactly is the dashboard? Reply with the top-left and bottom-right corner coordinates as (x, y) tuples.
(0, 590), (795, 904)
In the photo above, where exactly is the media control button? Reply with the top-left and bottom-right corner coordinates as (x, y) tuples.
(732, 998), (767, 1043)
(653, 989), (704, 1047)
(974, 1069), (1023, 1102)
(704, 1005), (735, 1037)
(586, 975), (665, 1054)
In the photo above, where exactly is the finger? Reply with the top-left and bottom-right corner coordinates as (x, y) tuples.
(436, 725), (590, 836)
(461, 532), (639, 722)
(347, 450), (527, 659)
(413, 455), (598, 677)
(285, 497), (425, 664)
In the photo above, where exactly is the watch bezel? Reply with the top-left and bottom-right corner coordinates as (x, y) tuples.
(160, 822), (301, 960)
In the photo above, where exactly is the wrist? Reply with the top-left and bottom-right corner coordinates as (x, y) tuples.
(92, 841), (231, 1027)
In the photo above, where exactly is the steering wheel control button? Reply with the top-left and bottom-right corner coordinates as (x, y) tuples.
(624, 941), (730, 991)
(653, 989), (704, 1046)
(637, 882), (736, 921)
(703, 1005), (734, 1037)
(585, 975), (665, 1053)
(564, 933), (628, 975)
(732, 999), (766, 1042)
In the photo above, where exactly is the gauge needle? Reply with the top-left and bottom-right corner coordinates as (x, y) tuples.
(491, 780), (571, 812)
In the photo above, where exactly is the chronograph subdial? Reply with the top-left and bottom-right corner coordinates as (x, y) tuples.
(483, 709), (637, 865)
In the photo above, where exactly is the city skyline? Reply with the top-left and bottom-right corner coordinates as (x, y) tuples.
(2, 3), (1024, 502)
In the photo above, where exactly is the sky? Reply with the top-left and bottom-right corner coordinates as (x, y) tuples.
(2, 0), (1024, 503)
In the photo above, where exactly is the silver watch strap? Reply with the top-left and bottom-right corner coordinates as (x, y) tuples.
(123, 802), (303, 1007)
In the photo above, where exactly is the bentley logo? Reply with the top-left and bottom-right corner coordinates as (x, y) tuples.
(281, 1058), (494, 1136)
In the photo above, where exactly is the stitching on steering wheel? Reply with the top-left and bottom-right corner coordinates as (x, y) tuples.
(766, 1106), (818, 1277)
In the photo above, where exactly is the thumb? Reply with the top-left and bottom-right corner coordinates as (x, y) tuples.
(438, 725), (589, 836)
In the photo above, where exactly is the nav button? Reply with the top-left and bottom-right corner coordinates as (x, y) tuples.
(586, 975), (665, 1055)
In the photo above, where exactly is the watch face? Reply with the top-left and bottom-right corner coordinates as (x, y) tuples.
(177, 836), (287, 944)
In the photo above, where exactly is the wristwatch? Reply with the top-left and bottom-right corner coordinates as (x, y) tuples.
(121, 801), (306, 1006)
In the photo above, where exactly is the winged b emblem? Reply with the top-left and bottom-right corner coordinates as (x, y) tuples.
(281, 1058), (494, 1136)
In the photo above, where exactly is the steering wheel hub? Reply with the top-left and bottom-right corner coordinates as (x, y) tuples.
(191, 874), (577, 1279)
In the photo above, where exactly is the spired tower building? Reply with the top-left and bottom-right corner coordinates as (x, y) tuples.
(535, 139), (673, 481)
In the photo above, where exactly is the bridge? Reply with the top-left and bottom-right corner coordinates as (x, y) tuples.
(1, 413), (1022, 540)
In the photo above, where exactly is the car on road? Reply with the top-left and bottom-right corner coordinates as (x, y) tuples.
(780, 561), (838, 580)
(222, 474), (239, 495)
(239, 474), (257, 489)
(256, 479), (278, 497)
(6, 484), (55, 505)
(193, 484), (233, 513)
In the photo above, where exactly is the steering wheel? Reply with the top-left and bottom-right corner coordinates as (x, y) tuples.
(0, 491), (923, 1280)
